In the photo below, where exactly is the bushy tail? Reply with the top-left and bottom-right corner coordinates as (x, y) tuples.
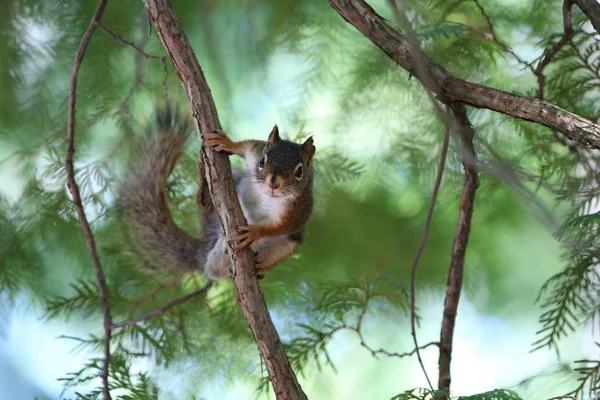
(120, 106), (207, 274)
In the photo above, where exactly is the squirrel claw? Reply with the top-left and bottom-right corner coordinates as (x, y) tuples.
(253, 253), (266, 279)
(230, 225), (260, 251)
(203, 130), (234, 153)
(231, 237), (253, 251)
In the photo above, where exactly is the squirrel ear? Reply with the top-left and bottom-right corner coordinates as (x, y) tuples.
(267, 125), (280, 145)
(302, 136), (316, 162)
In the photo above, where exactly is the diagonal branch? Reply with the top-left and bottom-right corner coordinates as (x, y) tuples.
(96, 23), (165, 61)
(95, 22), (169, 94)
(65, 0), (112, 399)
(573, 0), (600, 35)
(141, 1), (307, 399)
(471, 0), (535, 74)
(328, 0), (600, 150)
(438, 103), (479, 398)
(111, 282), (213, 329)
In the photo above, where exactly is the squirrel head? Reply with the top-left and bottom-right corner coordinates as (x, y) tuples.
(255, 125), (316, 199)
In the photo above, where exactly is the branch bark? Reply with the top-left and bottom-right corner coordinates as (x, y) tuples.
(573, 0), (600, 34)
(141, 1), (307, 399)
(66, 1), (112, 399)
(438, 104), (479, 398)
(328, 0), (600, 150)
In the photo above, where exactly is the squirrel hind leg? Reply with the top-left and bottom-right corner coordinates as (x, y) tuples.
(204, 236), (232, 281)
(253, 236), (300, 277)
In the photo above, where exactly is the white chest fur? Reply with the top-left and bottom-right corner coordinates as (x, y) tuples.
(236, 175), (288, 226)
(256, 187), (288, 224)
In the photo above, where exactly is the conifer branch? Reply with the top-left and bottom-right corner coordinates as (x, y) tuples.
(573, 0), (600, 34)
(535, 0), (574, 99)
(128, 275), (183, 318)
(95, 22), (169, 94)
(329, 0), (600, 150)
(438, 103), (479, 398)
(352, 304), (439, 359)
(95, 23), (165, 62)
(471, 0), (535, 74)
(66, 0), (112, 399)
(111, 282), (212, 329)
(141, 1), (308, 399)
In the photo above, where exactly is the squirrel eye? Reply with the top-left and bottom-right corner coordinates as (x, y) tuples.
(259, 157), (265, 169)
(295, 166), (303, 179)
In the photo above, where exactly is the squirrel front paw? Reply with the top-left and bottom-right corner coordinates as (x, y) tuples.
(230, 225), (261, 251)
(203, 130), (236, 153)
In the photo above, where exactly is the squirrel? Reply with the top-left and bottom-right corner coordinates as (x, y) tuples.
(120, 106), (316, 280)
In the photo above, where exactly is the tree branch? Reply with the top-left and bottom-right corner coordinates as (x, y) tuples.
(111, 282), (212, 329)
(65, 0), (112, 399)
(471, 0), (535, 74)
(328, 0), (600, 149)
(438, 103), (479, 398)
(141, 1), (307, 399)
(407, 105), (450, 391)
(535, 0), (574, 99)
(95, 21), (169, 96)
(386, 0), (448, 390)
(573, 0), (600, 34)
(96, 23), (165, 61)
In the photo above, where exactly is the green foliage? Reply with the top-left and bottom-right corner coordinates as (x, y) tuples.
(571, 347), (600, 399)
(534, 210), (600, 353)
(391, 388), (523, 400)
(457, 389), (523, 400)
(392, 388), (446, 400)
(59, 349), (160, 400)
(1, 0), (600, 398)
(283, 277), (410, 379)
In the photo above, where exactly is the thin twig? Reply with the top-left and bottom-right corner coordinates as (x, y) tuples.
(335, 287), (440, 361)
(352, 310), (440, 360)
(535, 0), (574, 99)
(438, 103), (480, 399)
(96, 22), (164, 60)
(471, 0), (536, 73)
(65, 0), (112, 399)
(95, 22), (169, 95)
(473, 3), (529, 66)
(407, 106), (451, 391)
(387, 1), (449, 390)
(365, 341), (439, 359)
(111, 282), (212, 329)
(127, 275), (184, 317)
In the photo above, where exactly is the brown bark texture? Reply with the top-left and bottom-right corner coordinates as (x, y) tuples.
(141, 1), (307, 399)
(573, 0), (600, 34)
(437, 104), (479, 398)
(329, 0), (600, 150)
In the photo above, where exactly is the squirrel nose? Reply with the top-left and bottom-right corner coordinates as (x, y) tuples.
(269, 176), (281, 190)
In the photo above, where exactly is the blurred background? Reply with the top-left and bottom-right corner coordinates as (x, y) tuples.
(0, 0), (598, 399)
